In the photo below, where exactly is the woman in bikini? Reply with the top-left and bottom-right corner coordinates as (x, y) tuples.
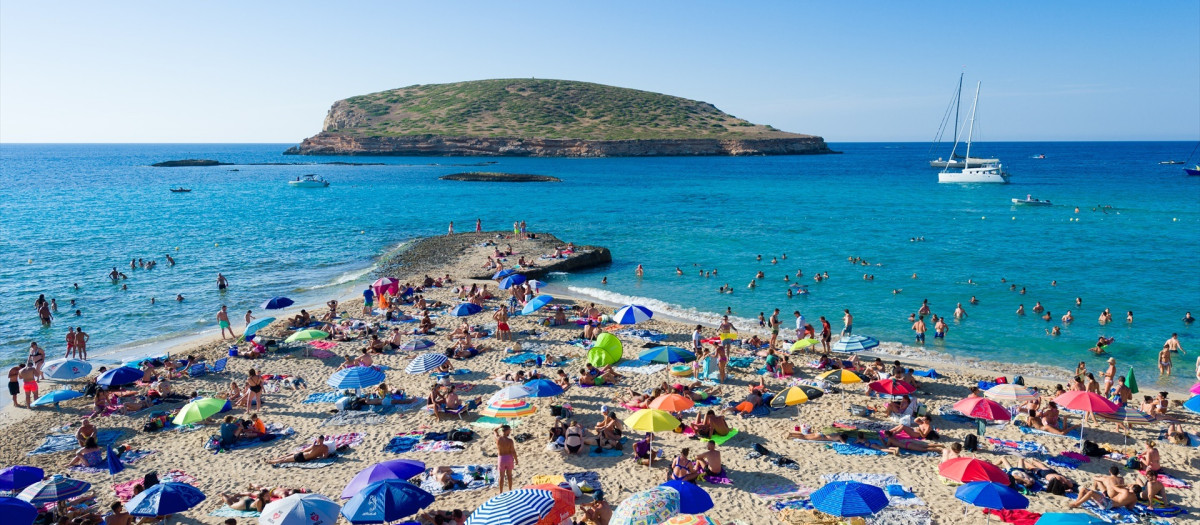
(563, 421), (585, 455)
(670, 448), (701, 482)
(222, 489), (272, 513)
(245, 369), (264, 412)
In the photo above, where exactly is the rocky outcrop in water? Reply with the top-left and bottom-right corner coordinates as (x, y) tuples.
(284, 134), (833, 157)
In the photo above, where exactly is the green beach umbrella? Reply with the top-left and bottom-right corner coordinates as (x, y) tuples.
(1125, 366), (1138, 394)
(790, 338), (820, 352)
(587, 333), (623, 367)
(285, 329), (329, 343)
(173, 397), (227, 425)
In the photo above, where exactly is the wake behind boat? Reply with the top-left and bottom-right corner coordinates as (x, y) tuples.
(1011, 194), (1051, 206)
(938, 80), (1009, 184)
(288, 174), (330, 187)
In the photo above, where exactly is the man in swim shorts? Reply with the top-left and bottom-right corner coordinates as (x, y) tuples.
(19, 364), (39, 406)
(768, 309), (781, 349)
(493, 305), (511, 341)
(362, 287), (374, 316)
(912, 315), (926, 344)
(8, 363), (24, 407)
(842, 309), (853, 336)
(216, 273), (228, 291)
(216, 305), (234, 340)
(820, 316), (832, 353)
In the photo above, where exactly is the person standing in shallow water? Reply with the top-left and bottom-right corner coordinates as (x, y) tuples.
(475, 218), (481, 233)
(216, 273), (229, 291)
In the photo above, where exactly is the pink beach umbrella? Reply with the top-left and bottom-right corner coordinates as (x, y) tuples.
(373, 277), (399, 295)
(1053, 391), (1118, 447)
(1189, 382), (1200, 395)
(953, 397), (1011, 421)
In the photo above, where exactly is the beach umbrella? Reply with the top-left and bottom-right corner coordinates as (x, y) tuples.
(328, 367), (386, 391)
(243, 317), (276, 338)
(493, 269), (516, 279)
(869, 379), (916, 396)
(809, 481), (888, 518)
(480, 398), (537, 418)
(0, 466), (44, 493)
(373, 277), (399, 292)
(341, 479), (434, 524)
(42, 359), (92, 380)
(1189, 382), (1200, 395)
(660, 480), (714, 514)
(611, 487), (680, 525)
(31, 389), (84, 408)
(405, 353), (448, 374)
(1125, 366), (1139, 394)
(1184, 395), (1200, 414)
(790, 338), (820, 352)
(466, 488), (556, 525)
(261, 493), (340, 525)
(96, 366), (143, 387)
(984, 384), (1038, 403)
(17, 475), (91, 505)
(173, 397), (228, 425)
(1034, 513), (1106, 524)
(285, 329), (329, 342)
(649, 394), (695, 412)
(769, 386), (813, 418)
(399, 339), (434, 351)
(588, 333), (623, 366)
(953, 397), (1011, 421)
(523, 378), (564, 398)
(613, 304), (654, 325)
(816, 369), (864, 384)
(499, 274), (527, 289)
(831, 335), (879, 353)
(521, 484), (575, 525)
(624, 409), (681, 433)
(1095, 406), (1155, 445)
(341, 460), (426, 499)
(521, 295), (553, 315)
(451, 303), (483, 316)
(639, 346), (695, 364)
(955, 482), (1028, 515)
(793, 385), (825, 400)
(665, 516), (721, 525)
(489, 384), (532, 403)
(939, 458), (1009, 484)
(106, 444), (124, 476)
(262, 297), (294, 310)
(1054, 391), (1118, 445)
(0, 497), (37, 525)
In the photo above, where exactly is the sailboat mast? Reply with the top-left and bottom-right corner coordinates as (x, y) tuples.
(964, 81), (981, 164)
(953, 73), (962, 145)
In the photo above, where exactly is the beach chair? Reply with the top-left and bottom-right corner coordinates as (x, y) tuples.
(188, 363), (206, 378)
(207, 357), (228, 374)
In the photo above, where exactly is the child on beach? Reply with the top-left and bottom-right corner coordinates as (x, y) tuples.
(494, 425), (517, 492)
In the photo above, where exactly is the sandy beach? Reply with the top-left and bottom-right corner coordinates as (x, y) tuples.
(3, 231), (1197, 525)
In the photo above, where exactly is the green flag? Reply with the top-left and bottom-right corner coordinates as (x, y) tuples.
(1125, 366), (1138, 394)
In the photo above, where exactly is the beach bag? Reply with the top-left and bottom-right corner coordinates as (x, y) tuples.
(1083, 440), (1108, 457)
(449, 429), (474, 442)
(1125, 457), (1143, 470)
(550, 405), (566, 417)
(963, 434), (979, 452)
(994, 376), (1008, 384)
(1013, 376), (1025, 386)
(848, 404), (870, 417)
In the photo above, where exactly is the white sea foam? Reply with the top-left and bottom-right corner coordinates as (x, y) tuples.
(304, 263), (377, 290)
(565, 286), (762, 331)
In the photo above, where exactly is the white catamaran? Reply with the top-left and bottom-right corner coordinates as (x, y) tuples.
(929, 73), (998, 169)
(938, 81), (1009, 184)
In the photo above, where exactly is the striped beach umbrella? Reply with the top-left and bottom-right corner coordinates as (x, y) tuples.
(285, 329), (329, 343)
(466, 488), (556, 525)
(400, 339), (434, 351)
(810, 481), (888, 518)
(1095, 405), (1155, 445)
(639, 346), (695, 364)
(499, 274), (527, 289)
(405, 353), (448, 374)
(31, 389), (84, 408)
(816, 369), (864, 384)
(493, 269), (516, 279)
(42, 359), (92, 380)
(613, 304), (654, 325)
(984, 384), (1038, 403)
(649, 394), (695, 412)
(480, 398), (537, 418)
(327, 367), (386, 390)
(611, 487), (680, 525)
(869, 379), (916, 396)
(261, 493), (341, 525)
(521, 295), (553, 315)
(451, 303), (483, 316)
(831, 335), (879, 352)
(17, 475), (92, 505)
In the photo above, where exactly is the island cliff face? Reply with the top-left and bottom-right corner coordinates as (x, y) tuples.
(285, 79), (835, 157)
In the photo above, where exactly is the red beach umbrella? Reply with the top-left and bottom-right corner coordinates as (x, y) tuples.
(868, 379), (916, 396)
(372, 277), (399, 295)
(522, 484), (575, 525)
(953, 397), (1011, 421)
(1053, 391), (1118, 414)
(939, 458), (1009, 484)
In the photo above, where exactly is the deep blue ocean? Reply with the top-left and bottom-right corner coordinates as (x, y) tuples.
(1, 143), (1197, 386)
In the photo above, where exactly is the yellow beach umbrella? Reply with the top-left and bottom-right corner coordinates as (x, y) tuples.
(769, 386), (812, 407)
(790, 338), (820, 352)
(624, 409), (681, 433)
(816, 369), (864, 384)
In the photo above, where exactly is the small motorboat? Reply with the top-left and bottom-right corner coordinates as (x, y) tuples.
(1186, 165), (1200, 177)
(1011, 194), (1051, 206)
(288, 174), (330, 187)
(170, 188), (192, 193)
(1160, 160), (1184, 165)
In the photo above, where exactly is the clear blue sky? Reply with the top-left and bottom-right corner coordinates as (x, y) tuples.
(2, 1), (1197, 142)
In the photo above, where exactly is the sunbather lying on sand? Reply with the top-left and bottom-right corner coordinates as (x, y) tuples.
(222, 489), (272, 513)
(266, 435), (329, 464)
(869, 430), (945, 455)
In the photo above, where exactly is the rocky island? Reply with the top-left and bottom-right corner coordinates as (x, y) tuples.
(285, 79), (835, 157)
(440, 172), (561, 182)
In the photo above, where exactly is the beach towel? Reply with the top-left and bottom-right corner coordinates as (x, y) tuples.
(913, 369), (940, 379)
(752, 483), (813, 502)
(274, 456), (338, 469)
(562, 471), (603, 493)
(530, 474), (567, 486)
(981, 509), (1041, 525)
(418, 465), (496, 495)
(588, 446), (623, 457)
(70, 449), (157, 474)
(1040, 454), (1082, 470)
(833, 419), (894, 433)
(315, 432), (364, 449)
(384, 436), (419, 454)
(702, 467), (733, 485)
(1073, 494), (1140, 524)
(113, 470), (196, 501)
(209, 433), (282, 452)
(302, 391), (342, 404)
(830, 443), (887, 456)
(29, 429), (123, 455)
(868, 507), (933, 525)
(210, 506), (261, 518)
(700, 428), (739, 445)
(309, 341), (338, 350)
(310, 349), (337, 359)
(986, 437), (1048, 454)
(319, 410), (388, 427)
(412, 440), (467, 453)
(471, 416), (526, 430)
(1061, 451), (1091, 462)
(1017, 424), (1083, 439)
(1149, 471), (1190, 489)
(727, 356), (755, 369)
(614, 361), (668, 375)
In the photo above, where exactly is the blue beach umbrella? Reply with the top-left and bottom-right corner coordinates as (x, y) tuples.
(405, 353), (448, 374)
(125, 482), (206, 517)
(0, 497), (37, 525)
(521, 295), (553, 315)
(1183, 395), (1200, 415)
(42, 359), (92, 380)
(243, 317), (276, 338)
(399, 339), (434, 351)
(0, 466), (44, 493)
(451, 303), (483, 316)
(262, 297), (294, 310)
(809, 481), (889, 518)
(341, 479), (434, 524)
(1034, 513), (1107, 525)
(465, 488), (556, 525)
(660, 480), (714, 514)
(261, 493), (342, 525)
(340, 460), (427, 499)
(499, 274), (527, 289)
(955, 481), (1028, 511)
(638, 346), (695, 364)
(17, 474), (91, 505)
(493, 269), (516, 279)
(96, 366), (143, 387)
(832, 335), (880, 353)
(106, 444), (124, 476)
(523, 379), (564, 398)
(327, 367), (386, 390)
(31, 389), (84, 408)
(613, 304), (654, 325)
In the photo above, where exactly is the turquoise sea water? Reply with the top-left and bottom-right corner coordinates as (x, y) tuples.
(1, 143), (1197, 386)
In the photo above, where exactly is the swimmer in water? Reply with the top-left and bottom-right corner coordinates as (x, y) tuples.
(601, 276), (607, 285)
(1016, 304), (1026, 316)
(954, 303), (967, 320)
(1126, 311), (1133, 323)
(969, 296), (978, 305)
(1042, 311), (1052, 321)
(635, 264), (644, 278)
(1033, 302), (1044, 313)
(1062, 310), (1074, 323)
(892, 289), (901, 294)
(1051, 280), (1057, 286)
(1046, 326), (1061, 336)
(1076, 297), (1082, 307)
(1185, 312), (1195, 324)
(676, 267), (682, 275)
(911, 273), (918, 279)
(176, 294), (184, 302)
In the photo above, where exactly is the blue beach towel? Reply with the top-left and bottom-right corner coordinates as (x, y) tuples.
(30, 429), (123, 455)
(384, 436), (419, 454)
(830, 443), (887, 456)
(1018, 424), (1083, 439)
(210, 507), (261, 518)
(302, 391), (342, 404)
(913, 369), (940, 378)
(727, 356), (755, 369)
(588, 447), (623, 457)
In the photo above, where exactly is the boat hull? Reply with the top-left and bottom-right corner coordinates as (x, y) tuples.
(939, 167), (1009, 184)
(1185, 167), (1200, 177)
(929, 157), (999, 169)
(1011, 199), (1051, 206)
(288, 181), (329, 187)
